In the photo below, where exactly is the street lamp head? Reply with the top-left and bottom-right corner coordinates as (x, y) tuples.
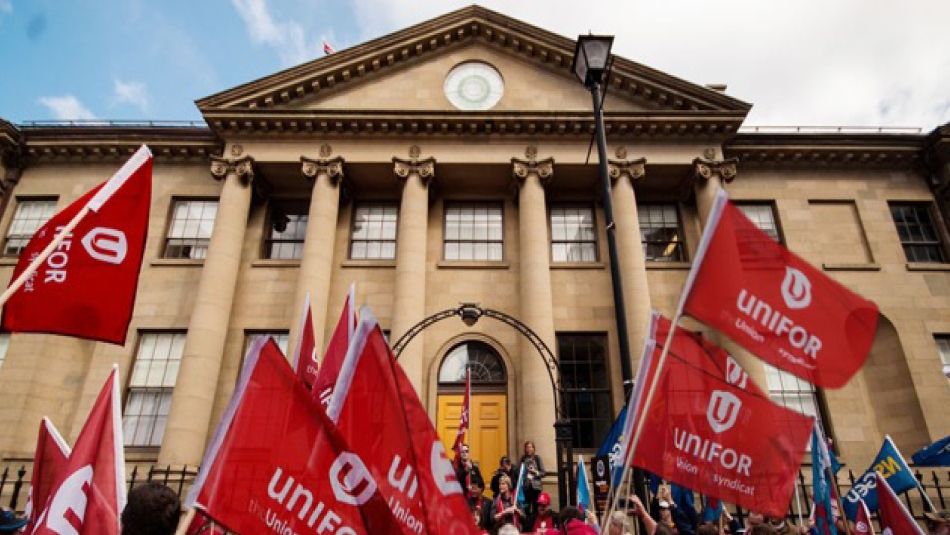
(571, 34), (614, 88)
(458, 302), (483, 327)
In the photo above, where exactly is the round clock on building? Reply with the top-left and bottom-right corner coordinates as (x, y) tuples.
(443, 61), (504, 111)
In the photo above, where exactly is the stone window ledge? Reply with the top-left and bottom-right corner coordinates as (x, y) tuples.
(341, 259), (396, 268)
(822, 263), (881, 272)
(646, 261), (691, 270)
(436, 260), (510, 270)
(251, 259), (301, 268)
(550, 262), (605, 270)
(906, 262), (950, 272)
(0, 258), (18, 266)
(149, 258), (204, 267)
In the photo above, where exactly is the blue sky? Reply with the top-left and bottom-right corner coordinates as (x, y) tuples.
(2, 0), (949, 129)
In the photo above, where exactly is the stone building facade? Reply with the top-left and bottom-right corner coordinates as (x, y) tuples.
(0, 6), (948, 499)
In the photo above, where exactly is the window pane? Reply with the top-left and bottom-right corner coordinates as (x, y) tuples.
(890, 203), (946, 263)
(550, 205), (597, 263)
(557, 333), (612, 448)
(0, 334), (8, 370)
(639, 204), (684, 262)
(164, 200), (218, 259)
(443, 203), (504, 261)
(4, 199), (58, 256)
(350, 203), (398, 259)
(737, 203), (781, 242)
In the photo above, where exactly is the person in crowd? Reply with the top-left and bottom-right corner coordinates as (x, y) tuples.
(530, 491), (558, 533)
(490, 455), (517, 498)
(492, 475), (523, 531)
(766, 516), (807, 535)
(657, 501), (680, 534)
(607, 511), (634, 535)
(621, 494), (658, 535)
(650, 485), (695, 535)
(925, 511), (949, 535)
(498, 524), (521, 535)
(121, 482), (182, 535)
(559, 506), (599, 535)
(0, 508), (27, 534)
(745, 512), (764, 530)
(519, 440), (545, 518)
(456, 443), (485, 500)
(748, 525), (776, 535)
(469, 478), (492, 530)
(698, 524), (720, 535)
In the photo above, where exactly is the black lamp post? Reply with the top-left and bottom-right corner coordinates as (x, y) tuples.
(572, 33), (649, 511)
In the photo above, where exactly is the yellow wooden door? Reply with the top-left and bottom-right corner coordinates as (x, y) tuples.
(437, 394), (508, 475)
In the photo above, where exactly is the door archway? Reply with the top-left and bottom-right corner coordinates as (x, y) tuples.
(436, 340), (509, 481)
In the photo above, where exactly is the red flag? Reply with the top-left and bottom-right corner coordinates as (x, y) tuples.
(292, 292), (319, 389)
(32, 366), (125, 535)
(187, 338), (400, 535)
(328, 309), (481, 535)
(452, 368), (471, 460)
(631, 314), (813, 517)
(185, 511), (227, 535)
(311, 283), (356, 407)
(323, 39), (335, 54)
(24, 418), (72, 532)
(853, 499), (875, 535)
(681, 190), (878, 388)
(874, 472), (924, 535)
(1, 146), (152, 345)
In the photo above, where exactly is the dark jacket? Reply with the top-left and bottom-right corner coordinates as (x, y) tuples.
(489, 466), (517, 497)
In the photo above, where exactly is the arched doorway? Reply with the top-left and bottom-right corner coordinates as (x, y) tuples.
(435, 340), (509, 476)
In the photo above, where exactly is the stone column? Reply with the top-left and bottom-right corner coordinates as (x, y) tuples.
(512, 149), (557, 467)
(159, 155), (255, 466)
(690, 157), (770, 391)
(288, 146), (344, 358)
(389, 147), (434, 393)
(607, 153), (652, 369)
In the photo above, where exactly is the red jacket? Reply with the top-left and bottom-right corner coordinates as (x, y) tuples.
(563, 519), (598, 535)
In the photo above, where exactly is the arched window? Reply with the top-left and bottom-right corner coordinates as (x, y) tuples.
(438, 341), (507, 385)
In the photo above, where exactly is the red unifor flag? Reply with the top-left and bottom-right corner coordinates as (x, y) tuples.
(311, 283), (357, 408)
(327, 308), (481, 535)
(630, 312), (814, 517)
(452, 368), (471, 462)
(1, 146), (152, 345)
(24, 417), (72, 532)
(31, 366), (126, 535)
(853, 499), (875, 535)
(292, 292), (319, 389)
(681, 189), (878, 388)
(185, 511), (227, 535)
(874, 472), (925, 535)
(187, 337), (401, 535)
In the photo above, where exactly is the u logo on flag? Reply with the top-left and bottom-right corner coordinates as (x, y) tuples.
(707, 391), (741, 433)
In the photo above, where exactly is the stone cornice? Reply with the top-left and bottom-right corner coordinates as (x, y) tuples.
(196, 5), (750, 115)
(724, 132), (926, 169)
(0, 119), (21, 152)
(202, 109), (745, 140)
(18, 125), (221, 163)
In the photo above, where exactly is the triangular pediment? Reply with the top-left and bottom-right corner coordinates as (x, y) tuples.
(197, 5), (750, 117)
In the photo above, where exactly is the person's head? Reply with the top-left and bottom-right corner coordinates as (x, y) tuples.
(524, 441), (536, 456)
(749, 524), (776, 535)
(767, 516), (786, 530)
(537, 492), (552, 514)
(657, 484), (672, 501)
(925, 511), (950, 535)
(460, 443), (471, 461)
(698, 524), (720, 535)
(559, 506), (584, 533)
(499, 455), (512, 470)
(607, 511), (630, 535)
(747, 512), (765, 527)
(498, 524), (520, 535)
(498, 475), (512, 495)
(0, 508), (27, 534)
(121, 482), (181, 535)
(470, 478), (485, 496)
(658, 500), (672, 522)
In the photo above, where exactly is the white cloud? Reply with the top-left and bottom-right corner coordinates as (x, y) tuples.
(231, 0), (321, 66)
(112, 79), (150, 113)
(37, 95), (97, 121)
(350, 0), (950, 130)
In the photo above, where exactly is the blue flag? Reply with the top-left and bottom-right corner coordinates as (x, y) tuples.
(597, 406), (628, 487)
(842, 436), (918, 519)
(577, 455), (591, 511)
(911, 435), (950, 467)
(514, 463), (527, 506)
(702, 496), (723, 524)
(811, 425), (839, 535)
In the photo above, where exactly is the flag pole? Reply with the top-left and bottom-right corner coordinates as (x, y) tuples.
(0, 205), (91, 308)
(175, 508), (196, 535)
(828, 462), (852, 535)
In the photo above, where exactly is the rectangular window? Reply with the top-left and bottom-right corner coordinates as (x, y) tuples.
(550, 204), (597, 262)
(164, 200), (218, 259)
(265, 201), (308, 260)
(0, 334), (9, 369)
(639, 204), (684, 262)
(934, 336), (950, 383)
(889, 203), (946, 263)
(245, 331), (290, 355)
(124, 332), (186, 447)
(350, 203), (398, 260)
(736, 202), (781, 242)
(444, 202), (503, 261)
(764, 363), (821, 419)
(557, 333), (612, 449)
(3, 198), (58, 256)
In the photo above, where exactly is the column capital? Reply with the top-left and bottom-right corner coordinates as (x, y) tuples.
(608, 157), (647, 185)
(393, 146), (435, 183)
(301, 155), (345, 185)
(691, 157), (738, 185)
(210, 155), (255, 185)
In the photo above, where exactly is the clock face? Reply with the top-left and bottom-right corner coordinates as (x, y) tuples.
(443, 62), (504, 111)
